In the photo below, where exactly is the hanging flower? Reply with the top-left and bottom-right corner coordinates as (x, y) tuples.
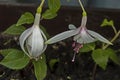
(19, 13), (47, 60)
(46, 16), (112, 45)
(46, 15), (112, 61)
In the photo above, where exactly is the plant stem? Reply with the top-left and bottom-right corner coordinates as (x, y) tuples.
(103, 30), (120, 49)
(92, 64), (97, 80)
(37, 0), (45, 13)
(112, 25), (117, 34)
(92, 29), (120, 80)
(78, 0), (85, 12)
(78, 0), (87, 16)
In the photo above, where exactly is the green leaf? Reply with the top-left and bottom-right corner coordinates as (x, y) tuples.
(0, 49), (14, 56)
(107, 48), (120, 65)
(16, 12), (34, 26)
(80, 43), (95, 52)
(48, 0), (61, 13)
(3, 24), (26, 35)
(33, 54), (47, 80)
(0, 49), (30, 69)
(92, 49), (109, 70)
(101, 18), (114, 27)
(42, 9), (57, 19)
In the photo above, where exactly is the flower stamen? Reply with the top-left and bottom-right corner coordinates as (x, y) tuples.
(72, 52), (77, 62)
(72, 42), (83, 62)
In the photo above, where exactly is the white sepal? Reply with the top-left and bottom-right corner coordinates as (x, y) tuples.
(88, 30), (112, 45)
(68, 24), (77, 30)
(46, 30), (78, 44)
(19, 27), (33, 57)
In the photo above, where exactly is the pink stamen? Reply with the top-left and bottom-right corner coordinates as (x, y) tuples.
(73, 43), (83, 53)
(72, 42), (83, 62)
(72, 52), (76, 62)
(72, 42), (76, 47)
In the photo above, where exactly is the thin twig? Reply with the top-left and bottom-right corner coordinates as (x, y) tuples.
(92, 64), (97, 80)
(103, 30), (120, 49)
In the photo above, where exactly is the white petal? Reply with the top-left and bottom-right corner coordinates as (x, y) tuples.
(40, 30), (47, 54)
(19, 27), (33, 57)
(76, 38), (84, 43)
(81, 32), (96, 43)
(31, 26), (44, 58)
(41, 29), (47, 41)
(74, 34), (81, 41)
(26, 27), (47, 58)
(46, 30), (78, 44)
(76, 32), (96, 44)
(68, 24), (77, 30)
(88, 30), (112, 44)
(26, 34), (32, 56)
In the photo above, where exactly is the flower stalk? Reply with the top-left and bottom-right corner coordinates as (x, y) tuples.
(37, 0), (45, 14)
(78, 0), (86, 16)
(112, 25), (117, 34)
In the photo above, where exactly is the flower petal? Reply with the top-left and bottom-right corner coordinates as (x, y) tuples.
(40, 29), (47, 54)
(76, 37), (84, 43)
(19, 27), (33, 57)
(46, 30), (78, 44)
(68, 24), (77, 30)
(31, 26), (44, 58)
(88, 30), (112, 45)
(74, 34), (81, 41)
(75, 32), (96, 44)
(81, 32), (96, 43)
(26, 35), (32, 56)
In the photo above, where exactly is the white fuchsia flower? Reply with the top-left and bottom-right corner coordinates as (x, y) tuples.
(19, 13), (47, 60)
(46, 15), (112, 61)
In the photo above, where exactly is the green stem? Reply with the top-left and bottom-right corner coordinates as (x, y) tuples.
(103, 30), (120, 49)
(112, 25), (117, 34)
(37, 0), (45, 13)
(78, 0), (87, 16)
